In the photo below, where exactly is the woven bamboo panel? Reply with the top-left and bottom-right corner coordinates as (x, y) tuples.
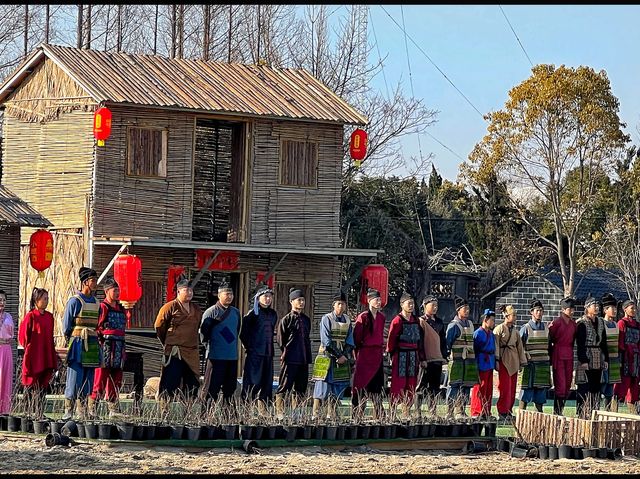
(3, 58), (94, 123)
(92, 104), (194, 240)
(18, 229), (85, 348)
(2, 110), (95, 244)
(516, 410), (640, 454)
(0, 225), (21, 386)
(249, 120), (343, 248)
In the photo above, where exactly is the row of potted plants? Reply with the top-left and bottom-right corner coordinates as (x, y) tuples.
(497, 436), (623, 460)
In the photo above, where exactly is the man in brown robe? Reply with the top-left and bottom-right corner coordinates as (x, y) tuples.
(154, 279), (202, 412)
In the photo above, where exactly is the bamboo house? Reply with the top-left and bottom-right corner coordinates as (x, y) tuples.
(0, 44), (381, 382)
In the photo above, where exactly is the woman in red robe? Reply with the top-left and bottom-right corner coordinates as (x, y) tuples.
(18, 288), (58, 418)
(352, 288), (387, 421)
(548, 297), (577, 415)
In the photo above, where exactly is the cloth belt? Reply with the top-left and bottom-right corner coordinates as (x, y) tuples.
(162, 345), (182, 367)
(0, 339), (11, 345)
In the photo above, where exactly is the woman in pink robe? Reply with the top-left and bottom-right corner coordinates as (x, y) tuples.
(548, 297), (577, 415)
(0, 290), (14, 414)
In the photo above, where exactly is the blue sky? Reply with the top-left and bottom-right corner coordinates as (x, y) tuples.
(365, 4), (640, 181)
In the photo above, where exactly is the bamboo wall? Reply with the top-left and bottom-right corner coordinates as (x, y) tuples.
(18, 229), (86, 348)
(249, 120), (343, 248)
(92, 105), (194, 240)
(0, 225), (20, 385)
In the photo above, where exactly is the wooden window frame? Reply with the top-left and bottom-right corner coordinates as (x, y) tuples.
(278, 138), (318, 188)
(126, 126), (168, 178)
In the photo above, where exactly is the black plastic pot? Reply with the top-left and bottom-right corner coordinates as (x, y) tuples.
(284, 425), (297, 442)
(582, 448), (597, 458)
(62, 420), (78, 437)
(84, 422), (98, 439)
(117, 422), (135, 440)
(302, 425), (313, 440)
(254, 426), (264, 440)
(370, 425), (380, 439)
(336, 425), (346, 440)
(571, 446), (583, 460)
(470, 422), (483, 437)
(156, 425), (172, 440)
(597, 447), (608, 459)
(607, 448), (622, 460)
(483, 422), (497, 437)
(463, 440), (490, 453)
(21, 418), (33, 433)
(33, 419), (49, 435)
(45, 432), (70, 447)
(240, 424), (253, 440)
(276, 425), (286, 440)
(511, 444), (528, 458)
(548, 445), (558, 460)
(171, 424), (185, 440)
(0, 414), (8, 431)
(382, 424), (397, 440)
(186, 426), (202, 441)
(359, 424), (371, 439)
(538, 444), (549, 459)
(49, 420), (64, 434)
(76, 422), (85, 438)
(133, 425), (145, 441)
(450, 424), (461, 437)
(267, 425), (278, 440)
(224, 424), (238, 440)
(325, 425), (338, 440)
(144, 424), (157, 441)
(558, 444), (572, 459)
(314, 425), (324, 440)
(9, 415), (22, 432)
(98, 423), (114, 440)
(347, 425), (358, 440)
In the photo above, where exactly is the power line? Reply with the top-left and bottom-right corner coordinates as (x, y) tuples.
(498, 5), (533, 67)
(368, 9), (391, 101)
(379, 4), (485, 120)
(424, 131), (466, 162)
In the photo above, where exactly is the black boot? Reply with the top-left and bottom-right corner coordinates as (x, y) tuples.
(535, 402), (544, 412)
(553, 398), (561, 415)
(603, 395), (612, 411)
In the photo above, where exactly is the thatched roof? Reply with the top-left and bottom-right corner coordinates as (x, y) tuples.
(0, 184), (51, 227)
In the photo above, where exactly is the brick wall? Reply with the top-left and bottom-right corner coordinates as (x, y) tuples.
(495, 276), (565, 326)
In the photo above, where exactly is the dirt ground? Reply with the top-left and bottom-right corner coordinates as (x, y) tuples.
(2, 434), (640, 475)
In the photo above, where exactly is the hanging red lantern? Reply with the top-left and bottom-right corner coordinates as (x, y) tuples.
(29, 229), (54, 278)
(114, 254), (143, 309)
(93, 106), (112, 147)
(349, 128), (368, 167)
(360, 264), (389, 307)
(166, 265), (186, 302)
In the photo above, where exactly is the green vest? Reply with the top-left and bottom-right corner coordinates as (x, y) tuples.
(312, 315), (351, 382)
(520, 322), (551, 388)
(605, 320), (621, 384)
(448, 319), (478, 387)
(68, 294), (101, 367)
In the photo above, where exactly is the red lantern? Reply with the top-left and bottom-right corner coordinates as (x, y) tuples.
(195, 250), (239, 271)
(360, 264), (389, 307)
(256, 271), (276, 290)
(29, 229), (54, 278)
(93, 106), (112, 147)
(166, 265), (186, 302)
(349, 128), (368, 167)
(114, 254), (142, 309)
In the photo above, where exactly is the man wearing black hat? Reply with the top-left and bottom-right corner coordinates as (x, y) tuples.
(387, 292), (424, 418)
(416, 294), (447, 416)
(312, 291), (354, 420)
(613, 299), (640, 413)
(240, 286), (279, 410)
(200, 282), (241, 406)
(89, 277), (127, 418)
(548, 297), (577, 415)
(62, 266), (100, 420)
(601, 293), (621, 411)
(518, 298), (552, 413)
(274, 288), (312, 420)
(155, 279), (203, 411)
(445, 295), (478, 418)
(352, 288), (386, 422)
(575, 294), (609, 417)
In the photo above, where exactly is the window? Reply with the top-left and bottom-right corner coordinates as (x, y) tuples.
(127, 127), (167, 177)
(279, 139), (318, 187)
(429, 280), (454, 299)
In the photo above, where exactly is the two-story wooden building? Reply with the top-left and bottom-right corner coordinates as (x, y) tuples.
(0, 44), (381, 381)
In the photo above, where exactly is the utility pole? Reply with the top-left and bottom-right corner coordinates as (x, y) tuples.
(77, 4), (83, 49)
(23, 4), (29, 57)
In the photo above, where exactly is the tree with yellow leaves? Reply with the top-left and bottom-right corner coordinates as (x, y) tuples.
(461, 64), (629, 296)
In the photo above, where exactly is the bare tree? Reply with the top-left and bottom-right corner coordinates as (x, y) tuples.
(76, 4), (82, 49)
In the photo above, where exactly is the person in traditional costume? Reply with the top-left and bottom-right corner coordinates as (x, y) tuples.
(18, 288), (57, 418)
(62, 267), (100, 420)
(0, 290), (14, 415)
(312, 291), (354, 420)
(352, 288), (386, 422)
(155, 279), (202, 412)
(494, 304), (527, 421)
(386, 292), (423, 418)
(240, 286), (278, 409)
(548, 296), (577, 415)
(89, 277), (127, 418)
(416, 295), (447, 416)
(600, 293), (621, 411)
(274, 288), (312, 420)
(575, 294), (609, 417)
(200, 282), (241, 406)
(470, 309), (496, 419)
(518, 298), (552, 412)
(613, 299), (640, 414)
(445, 295), (478, 418)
